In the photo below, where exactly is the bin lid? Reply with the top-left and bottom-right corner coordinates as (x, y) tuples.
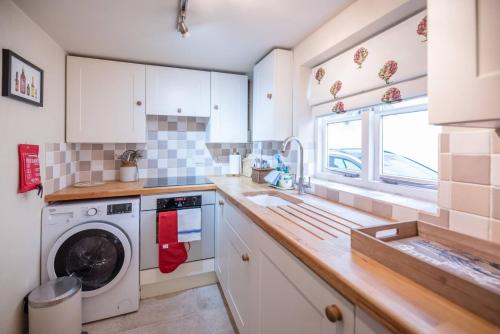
(29, 276), (81, 308)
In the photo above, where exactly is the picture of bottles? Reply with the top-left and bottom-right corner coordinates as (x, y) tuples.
(5, 49), (44, 106)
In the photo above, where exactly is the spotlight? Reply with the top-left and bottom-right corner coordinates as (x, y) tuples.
(177, 0), (190, 38)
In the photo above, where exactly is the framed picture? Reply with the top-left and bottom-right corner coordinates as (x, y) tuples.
(2, 49), (43, 107)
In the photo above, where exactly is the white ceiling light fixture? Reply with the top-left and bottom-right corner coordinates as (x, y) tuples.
(177, 0), (190, 38)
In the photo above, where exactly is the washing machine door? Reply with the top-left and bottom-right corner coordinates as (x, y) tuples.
(47, 222), (132, 298)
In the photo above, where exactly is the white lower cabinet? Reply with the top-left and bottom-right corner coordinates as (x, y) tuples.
(216, 192), (388, 334)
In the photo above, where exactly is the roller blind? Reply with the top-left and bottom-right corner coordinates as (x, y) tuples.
(308, 10), (427, 116)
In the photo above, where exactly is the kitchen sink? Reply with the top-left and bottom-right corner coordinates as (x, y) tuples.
(243, 191), (302, 207)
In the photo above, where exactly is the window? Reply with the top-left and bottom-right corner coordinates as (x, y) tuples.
(317, 96), (438, 201)
(326, 118), (362, 176)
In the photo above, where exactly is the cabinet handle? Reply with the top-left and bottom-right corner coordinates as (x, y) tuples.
(218, 200), (224, 206)
(241, 253), (250, 262)
(214, 105), (219, 110)
(177, 108), (182, 114)
(325, 304), (342, 323)
(136, 101), (142, 106)
(266, 93), (272, 100)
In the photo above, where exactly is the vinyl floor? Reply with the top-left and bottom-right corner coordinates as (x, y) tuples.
(83, 284), (238, 334)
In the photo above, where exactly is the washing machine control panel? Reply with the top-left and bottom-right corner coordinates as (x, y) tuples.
(107, 203), (133, 215)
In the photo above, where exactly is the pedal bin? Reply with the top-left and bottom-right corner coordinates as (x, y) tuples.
(28, 276), (82, 334)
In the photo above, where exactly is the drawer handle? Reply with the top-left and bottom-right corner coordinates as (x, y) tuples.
(136, 101), (142, 106)
(325, 304), (342, 323)
(241, 253), (250, 262)
(218, 200), (224, 206)
(177, 108), (182, 114)
(266, 93), (272, 99)
(214, 105), (219, 110)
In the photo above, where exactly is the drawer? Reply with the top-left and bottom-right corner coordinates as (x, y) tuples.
(223, 197), (254, 250)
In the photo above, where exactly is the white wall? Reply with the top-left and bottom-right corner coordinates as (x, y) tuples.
(0, 1), (66, 333)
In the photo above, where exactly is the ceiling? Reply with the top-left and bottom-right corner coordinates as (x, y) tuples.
(13, 0), (354, 74)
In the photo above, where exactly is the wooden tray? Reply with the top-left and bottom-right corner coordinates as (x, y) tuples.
(351, 221), (500, 326)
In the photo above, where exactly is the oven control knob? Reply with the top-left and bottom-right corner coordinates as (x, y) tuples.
(87, 208), (98, 216)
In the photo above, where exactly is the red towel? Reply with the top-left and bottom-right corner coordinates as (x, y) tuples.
(158, 211), (187, 273)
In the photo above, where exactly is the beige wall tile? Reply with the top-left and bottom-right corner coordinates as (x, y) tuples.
(449, 210), (489, 240)
(491, 130), (500, 154)
(392, 205), (418, 222)
(372, 201), (393, 219)
(451, 155), (490, 185)
(418, 209), (450, 228)
(490, 219), (500, 244)
(354, 196), (372, 213)
(438, 181), (452, 209)
(326, 189), (339, 202)
(439, 133), (450, 153)
(492, 187), (500, 220)
(439, 153), (451, 181)
(339, 192), (355, 207)
(451, 182), (490, 217)
(492, 155), (500, 186)
(450, 131), (490, 154)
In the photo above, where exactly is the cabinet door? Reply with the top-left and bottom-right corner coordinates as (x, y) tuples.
(428, 0), (500, 127)
(253, 225), (354, 334)
(252, 49), (293, 141)
(146, 65), (210, 117)
(208, 72), (248, 143)
(215, 193), (228, 287)
(252, 52), (275, 142)
(225, 221), (253, 334)
(66, 56), (146, 143)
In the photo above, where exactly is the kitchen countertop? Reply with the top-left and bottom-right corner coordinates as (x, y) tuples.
(45, 176), (500, 333)
(44, 180), (216, 202)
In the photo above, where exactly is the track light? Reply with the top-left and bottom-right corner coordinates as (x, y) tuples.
(177, 0), (190, 38)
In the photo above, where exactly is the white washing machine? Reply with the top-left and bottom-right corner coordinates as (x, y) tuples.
(41, 197), (140, 323)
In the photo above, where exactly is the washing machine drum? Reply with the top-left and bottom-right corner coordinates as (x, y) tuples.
(47, 222), (132, 298)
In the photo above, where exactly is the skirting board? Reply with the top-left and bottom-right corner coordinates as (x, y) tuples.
(140, 258), (218, 299)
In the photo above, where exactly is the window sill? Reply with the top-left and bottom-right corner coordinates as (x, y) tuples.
(308, 177), (439, 217)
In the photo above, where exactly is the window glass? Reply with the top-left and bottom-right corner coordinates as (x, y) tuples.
(326, 119), (362, 172)
(381, 110), (438, 181)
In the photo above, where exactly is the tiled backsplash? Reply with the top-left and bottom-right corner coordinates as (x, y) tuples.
(438, 129), (500, 243)
(45, 115), (254, 194)
(44, 143), (79, 194)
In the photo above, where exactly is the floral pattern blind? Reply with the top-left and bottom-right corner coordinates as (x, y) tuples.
(308, 11), (427, 111)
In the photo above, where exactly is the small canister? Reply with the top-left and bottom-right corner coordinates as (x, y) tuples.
(28, 276), (82, 334)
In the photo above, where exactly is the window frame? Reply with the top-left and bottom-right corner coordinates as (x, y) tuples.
(316, 96), (437, 202)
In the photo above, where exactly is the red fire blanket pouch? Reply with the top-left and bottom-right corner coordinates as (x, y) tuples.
(158, 211), (188, 273)
(18, 144), (43, 197)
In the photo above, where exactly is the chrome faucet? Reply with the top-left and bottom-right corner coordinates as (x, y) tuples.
(281, 136), (310, 194)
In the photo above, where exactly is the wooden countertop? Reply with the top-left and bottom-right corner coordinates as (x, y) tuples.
(210, 176), (500, 334)
(44, 180), (216, 202)
(45, 176), (500, 333)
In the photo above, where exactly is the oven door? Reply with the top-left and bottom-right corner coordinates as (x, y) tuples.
(46, 222), (132, 298)
(140, 205), (215, 270)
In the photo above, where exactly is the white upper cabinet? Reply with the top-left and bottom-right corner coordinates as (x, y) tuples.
(66, 56), (146, 143)
(252, 49), (293, 141)
(208, 72), (248, 143)
(146, 65), (210, 117)
(429, 0), (500, 127)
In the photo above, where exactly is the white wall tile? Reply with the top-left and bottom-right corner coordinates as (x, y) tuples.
(492, 155), (500, 186)
(339, 192), (354, 206)
(438, 181), (452, 209)
(449, 210), (489, 240)
(449, 131), (491, 154)
(392, 205), (419, 222)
